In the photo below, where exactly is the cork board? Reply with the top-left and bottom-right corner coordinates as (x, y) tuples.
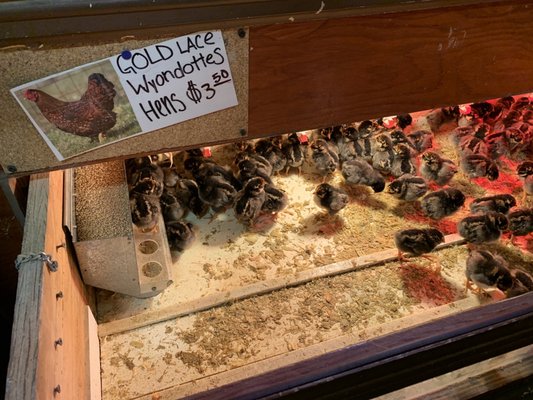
(0, 28), (248, 175)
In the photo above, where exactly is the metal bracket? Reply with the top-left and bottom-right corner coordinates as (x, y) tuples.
(15, 252), (58, 272)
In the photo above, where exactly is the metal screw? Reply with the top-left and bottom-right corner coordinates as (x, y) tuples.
(239, 128), (247, 136)
(53, 385), (61, 396)
(54, 338), (63, 348)
(56, 291), (63, 300)
(6, 165), (17, 173)
(238, 28), (246, 38)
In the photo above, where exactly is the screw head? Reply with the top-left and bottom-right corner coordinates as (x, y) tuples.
(6, 165), (17, 173)
(239, 128), (247, 137)
(238, 28), (246, 38)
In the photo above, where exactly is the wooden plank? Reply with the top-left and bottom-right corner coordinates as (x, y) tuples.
(98, 233), (465, 337)
(5, 170), (92, 400)
(248, 1), (533, 136)
(87, 307), (102, 400)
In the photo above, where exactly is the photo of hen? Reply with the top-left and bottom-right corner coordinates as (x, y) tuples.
(123, 92), (532, 302)
(24, 73), (117, 143)
(16, 61), (141, 158)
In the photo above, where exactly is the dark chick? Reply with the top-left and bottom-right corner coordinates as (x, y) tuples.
(255, 136), (287, 175)
(341, 159), (385, 193)
(314, 183), (349, 215)
(391, 144), (417, 177)
(506, 269), (533, 297)
(334, 127), (358, 163)
(420, 188), (465, 220)
(160, 189), (187, 222)
(371, 134), (394, 175)
(130, 174), (164, 198)
(420, 151), (457, 186)
(457, 212), (509, 244)
(469, 194), (516, 214)
(507, 208), (533, 238)
(310, 139), (340, 177)
(130, 193), (160, 232)
(355, 120), (376, 160)
(387, 174), (428, 201)
(461, 154), (499, 181)
(465, 250), (513, 293)
(425, 106), (460, 133)
(196, 174), (238, 212)
(233, 177), (267, 226)
(281, 133), (306, 174)
(394, 228), (445, 260)
(262, 184), (288, 214)
(407, 130), (433, 154)
(390, 130), (417, 153)
(175, 178), (210, 219)
(237, 159), (273, 185)
(166, 221), (196, 252)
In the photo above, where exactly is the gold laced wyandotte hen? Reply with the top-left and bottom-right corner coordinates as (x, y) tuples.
(24, 73), (117, 143)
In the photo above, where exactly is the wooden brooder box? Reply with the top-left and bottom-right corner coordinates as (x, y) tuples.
(2, 1), (533, 400)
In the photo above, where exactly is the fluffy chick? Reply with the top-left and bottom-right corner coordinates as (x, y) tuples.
(461, 154), (499, 181)
(334, 127), (358, 163)
(394, 228), (445, 260)
(420, 188), (465, 220)
(507, 208), (533, 239)
(469, 194), (517, 215)
(465, 250), (513, 294)
(262, 184), (289, 214)
(341, 159), (385, 193)
(233, 177), (267, 226)
(130, 193), (160, 232)
(387, 174), (428, 201)
(314, 183), (349, 215)
(506, 269), (533, 297)
(407, 130), (434, 153)
(420, 151), (458, 186)
(517, 161), (533, 201)
(457, 212), (509, 244)
(174, 178), (210, 218)
(391, 144), (417, 177)
(371, 134), (394, 175)
(282, 133), (306, 174)
(160, 189), (187, 222)
(390, 130), (417, 154)
(195, 174), (238, 212)
(255, 136), (287, 175)
(310, 139), (340, 177)
(166, 221), (196, 252)
(237, 159), (273, 184)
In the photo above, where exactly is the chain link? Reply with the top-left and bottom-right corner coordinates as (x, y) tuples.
(15, 252), (58, 272)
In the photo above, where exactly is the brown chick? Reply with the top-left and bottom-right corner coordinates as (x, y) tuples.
(457, 212), (509, 244)
(233, 177), (267, 226)
(394, 228), (445, 263)
(420, 151), (458, 186)
(387, 174), (428, 202)
(461, 154), (499, 181)
(314, 183), (349, 215)
(469, 194), (516, 215)
(420, 188), (465, 220)
(465, 250), (513, 295)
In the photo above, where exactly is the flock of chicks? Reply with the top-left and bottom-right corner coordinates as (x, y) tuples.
(127, 94), (533, 299)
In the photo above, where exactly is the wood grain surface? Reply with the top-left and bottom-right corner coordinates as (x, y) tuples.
(248, 1), (533, 136)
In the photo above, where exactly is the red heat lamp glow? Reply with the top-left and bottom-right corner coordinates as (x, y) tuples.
(202, 147), (212, 158)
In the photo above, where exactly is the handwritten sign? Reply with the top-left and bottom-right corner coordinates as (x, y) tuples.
(11, 30), (238, 161)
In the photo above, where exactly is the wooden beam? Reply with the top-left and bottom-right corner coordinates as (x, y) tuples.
(5, 171), (93, 400)
(248, 1), (533, 136)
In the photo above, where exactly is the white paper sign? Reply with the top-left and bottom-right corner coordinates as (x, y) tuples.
(11, 30), (238, 161)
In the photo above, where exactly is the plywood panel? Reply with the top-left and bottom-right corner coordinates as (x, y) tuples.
(5, 171), (94, 400)
(0, 29), (248, 175)
(248, 1), (533, 135)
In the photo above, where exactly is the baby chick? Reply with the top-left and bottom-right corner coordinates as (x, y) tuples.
(394, 228), (445, 261)
(160, 189), (187, 222)
(233, 177), (267, 226)
(465, 250), (513, 294)
(461, 154), (499, 181)
(420, 152), (458, 186)
(130, 193), (160, 232)
(281, 133), (306, 174)
(469, 194), (517, 215)
(420, 188), (465, 220)
(174, 178), (210, 219)
(255, 136), (287, 175)
(507, 208), (533, 241)
(195, 173), (238, 213)
(314, 183), (349, 215)
(407, 130), (434, 154)
(457, 212), (509, 244)
(262, 184), (289, 214)
(341, 159), (385, 192)
(334, 127), (358, 163)
(387, 174), (428, 201)
(424, 106), (460, 133)
(372, 134), (394, 175)
(390, 130), (417, 154)
(310, 139), (340, 178)
(391, 144), (417, 177)
(355, 120), (376, 161)
(130, 173), (164, 198)
(237, 159), (273, 185)
(517, 161), (533, 202)
(506, 269), (533, 297)
(166, 221), (196, 252)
